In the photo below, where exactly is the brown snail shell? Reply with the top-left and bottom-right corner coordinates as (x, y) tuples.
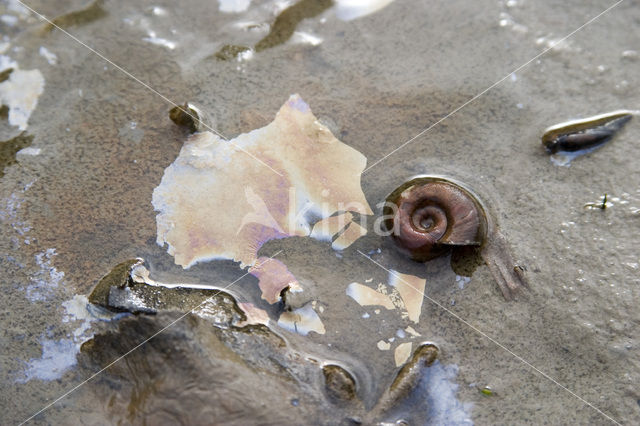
(384, 177), (487, 262)
(384, 176), (527, 301)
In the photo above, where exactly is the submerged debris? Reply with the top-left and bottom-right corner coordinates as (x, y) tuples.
(0, 58), (45, 130)
(480, 386), (494, 396)
(249, 257), (301, 304)
(254, 0), (332, 52)
(323, 364), (357, 402)
(394, 342), (412, 367)
(310, 212), (353, 242)
(388, 271), (426, 323)
(0, 67), (13, 83)
(542, 110), (634, 164)
(236, 302), (270, 327)
(0, 132), (33, 177)
(88, 259), (244, 324)
(212, 0), (332, 59)
(214, 44), (251, 61)
(584, 193), (609, 210)
(377, 340), (391, 350)
(277, 302), (326, 336)
(331, 221), (368, 250)
(310, 212), (367, 250)
(376, 343), (439, 412)
(88, 258), (141, 308)
(169, 102), (210, 133)
(42, 0), (107, 32)
(346, 282), (395, 310)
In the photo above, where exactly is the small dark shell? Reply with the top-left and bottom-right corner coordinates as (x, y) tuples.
(169, 102), (209, 133)
(322, 364), (357, 402)
(542, 110), (633, 154)
(385, 177), (486, 262)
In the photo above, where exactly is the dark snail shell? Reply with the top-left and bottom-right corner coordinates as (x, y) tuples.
(384, 176), (528, 301)
(541, 110), (633, 154)
(384, 177), (487, 262)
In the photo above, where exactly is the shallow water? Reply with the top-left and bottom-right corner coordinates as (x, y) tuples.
(1, 0), (640, 424)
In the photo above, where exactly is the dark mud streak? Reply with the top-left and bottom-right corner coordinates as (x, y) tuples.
(0, 132), (33, 178)
(42, 0), (107, 32)
(0, 67), (13, 83)
(0, 67), (13, 126)
(254, 0), (334, 52)
(214, 0), (334, 60)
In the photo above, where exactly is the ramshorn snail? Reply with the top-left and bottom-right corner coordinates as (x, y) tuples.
(384, 176), (527, 300)
(384, 178), (485, 262)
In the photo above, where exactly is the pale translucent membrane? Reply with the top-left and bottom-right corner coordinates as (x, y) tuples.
(346, 282), (395, 310)
(388, 270), (426, 323)
(277, 303), (325, 336)
(0, 56), (44, 130)
(331, 221), (367, 250)
(249, 257), (300, 304)
(405, 325), (421, 337)
(237, 302), (270, 326)
(394, 341), (412, 367)
(153, 94), (372, 268)
(377, 340), (391, 350)
(132, 263), (272, 326)
(309, 212), (352, 242)
(134, 257), (298, 305)
(334, 0), (396, 21)
(131, 263), (226, 291)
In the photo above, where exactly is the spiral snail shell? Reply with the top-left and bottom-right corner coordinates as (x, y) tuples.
(384, 177), (487, 262)
(384, 176), (527, 300)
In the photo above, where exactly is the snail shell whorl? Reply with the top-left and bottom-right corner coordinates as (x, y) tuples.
(387, 178), (486, 261)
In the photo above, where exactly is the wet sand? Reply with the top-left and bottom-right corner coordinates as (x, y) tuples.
(1, 0), (639, 424)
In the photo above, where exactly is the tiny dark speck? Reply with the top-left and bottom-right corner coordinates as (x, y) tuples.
(291, 398), (299, 406)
